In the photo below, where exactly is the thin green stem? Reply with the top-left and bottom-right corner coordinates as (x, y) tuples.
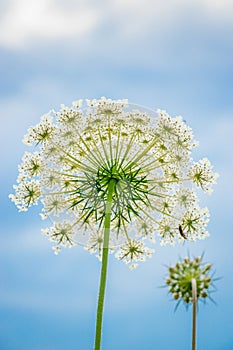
(98, 127), (111, 167)
(49, 138), (98, 173)
(118, 132), (137, 169)
(107, 116), (113, 164)
(192, 278), (197, 350)
(94, 179), (115, 350)
(114, 124), (122, 163)
(124, 136), (158, 169)
(71, 126), (106, 167)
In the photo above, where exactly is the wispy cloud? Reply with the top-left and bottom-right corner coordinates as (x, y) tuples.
(1, 0), (233, 50)
(0, 0), (101, 49)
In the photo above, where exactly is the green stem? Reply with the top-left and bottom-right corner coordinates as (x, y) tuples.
(191, 278), (197, 350)
(94, 179), (115, 350)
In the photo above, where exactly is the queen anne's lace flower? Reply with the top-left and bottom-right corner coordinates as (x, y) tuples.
(10, 97), (218, 267)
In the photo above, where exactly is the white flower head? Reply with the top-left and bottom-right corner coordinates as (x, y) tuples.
(115, 239), (154, 268)
(10, 98), (218, 266)
(42, 221), (76, 250)
(9, 180), (41, 211)
(18, 152), (45, 180)
(188, 158), (219, 194)
(23, 113), (56, 146)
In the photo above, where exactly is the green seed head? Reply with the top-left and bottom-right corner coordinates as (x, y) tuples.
(165, 255), (216, 307)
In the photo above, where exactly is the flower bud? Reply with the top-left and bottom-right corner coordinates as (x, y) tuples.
(165, 255), (216, 307)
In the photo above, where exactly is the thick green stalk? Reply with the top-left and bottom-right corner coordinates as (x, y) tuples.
(191, 278), (197, 350)
(94, 179), (115, 350)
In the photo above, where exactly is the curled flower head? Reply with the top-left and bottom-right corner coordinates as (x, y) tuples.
(10, 97), (218, 266)
(166, 255), (215, 305)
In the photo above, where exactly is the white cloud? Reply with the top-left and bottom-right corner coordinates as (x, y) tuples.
(107, 0), (233, 45)
(0, 0), (101, 48)
(200, 0), (233, 14)
(0, 0), (233, 49)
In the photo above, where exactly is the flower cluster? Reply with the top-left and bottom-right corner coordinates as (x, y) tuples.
(9, 97), (218, 267)
(166, 256), (214, 305)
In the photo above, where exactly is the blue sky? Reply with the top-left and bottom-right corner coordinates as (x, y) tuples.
(0, 0), (233, 349)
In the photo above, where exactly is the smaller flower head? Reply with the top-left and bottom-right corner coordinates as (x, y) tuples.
(23, 113), (56, 146)
(115, 239), (154, 269)
(18, 152), (45, 180)
(84, 230), (104, 260)
(42, 221), (76, 251)
(9, 180), (41, 211)
(165, 255), (216, 306)
(188, 158), (219, 194)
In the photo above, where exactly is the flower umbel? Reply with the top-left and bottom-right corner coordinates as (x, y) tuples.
(166, 255), (214, 305)
(10, 97), (218, 267)
(165, 255), (217, 350)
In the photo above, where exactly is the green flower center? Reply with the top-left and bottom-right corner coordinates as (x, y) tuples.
(69, 159), (150, 229)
